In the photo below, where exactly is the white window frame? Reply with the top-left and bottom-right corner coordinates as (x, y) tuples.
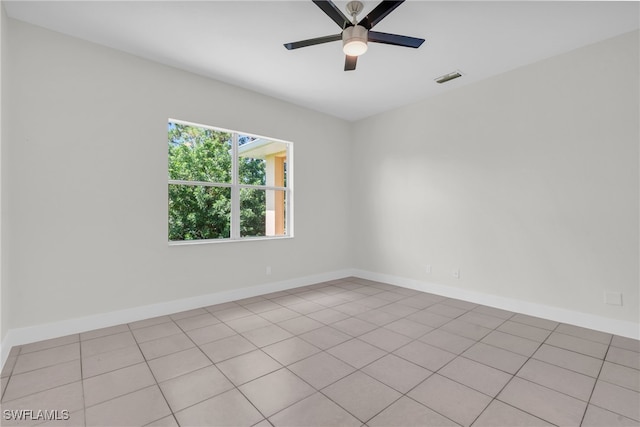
(168, 119), (294, 244)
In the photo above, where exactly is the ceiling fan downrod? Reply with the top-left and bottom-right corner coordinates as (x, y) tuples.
(346, 1), (364, 25)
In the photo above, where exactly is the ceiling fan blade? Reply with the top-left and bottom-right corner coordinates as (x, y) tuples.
(344, 55), (358, 71)
(284, 34), (342, 50)
(312, 0), (351, 29)
(368, 31), (425, 48)
(358, 0), (405, 30)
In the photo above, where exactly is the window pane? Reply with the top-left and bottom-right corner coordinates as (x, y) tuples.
(169, 184), (231, 241)
(168, 122), (232, 184)
(238, 137), (288, 187)
(240, 188), (287, 238)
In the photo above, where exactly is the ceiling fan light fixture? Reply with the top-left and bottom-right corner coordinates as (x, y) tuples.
(342, 25), (368, 56)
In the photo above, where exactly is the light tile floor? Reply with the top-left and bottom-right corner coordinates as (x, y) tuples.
(1, 277), (639, 426)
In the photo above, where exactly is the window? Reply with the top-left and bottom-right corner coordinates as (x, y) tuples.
(168, 119), (292, 242)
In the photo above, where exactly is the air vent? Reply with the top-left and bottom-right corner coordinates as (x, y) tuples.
(435, 70), (463, 84)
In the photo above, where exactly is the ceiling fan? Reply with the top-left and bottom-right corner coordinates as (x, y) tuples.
(284, 0), (425, 71)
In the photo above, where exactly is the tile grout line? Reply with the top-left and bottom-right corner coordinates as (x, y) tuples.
(6, 343), (82, 378)
(268, 288), (632, 422)
(126, 322), (178, 427)
(578, 334), (612, 426)
(56, 294), (323, 423)
(253, 286), (583, 426)
(319, 383), (405, 426)
(466, 320), (560, 427)
(171, 312), (276, 426)
(593, 366), (640, 393)
(403, 305), (615, 425)
(392, 310), (517, 427)
(353, 313), (484, 425)
(249, 309), (398, 423)
(0, 347), (18, 402)
(197, 285), (421, 425)
(270, 321), (413, 426)
(79, 344), (146, 380)
(438, 317), (615, 381)
(355, 299), (477, 426)
(467, 318), (629, 426)
(150, 318), (222, 424)
(299, 297), (503, 426)
(79, 335), (87, 427)
(0, 361), (81, 406)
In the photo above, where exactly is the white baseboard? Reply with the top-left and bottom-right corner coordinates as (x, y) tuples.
(353, 269), (640, 340)
(2, 268), (638, 372)
(0, 268), (356, 368)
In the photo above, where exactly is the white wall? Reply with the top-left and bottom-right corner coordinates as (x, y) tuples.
(351, 30), (639, 326)
(0, 1), (8, 343)
(4, 19), (352, 331)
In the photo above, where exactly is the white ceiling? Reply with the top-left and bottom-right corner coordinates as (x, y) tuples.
(4, 1), (639, 121)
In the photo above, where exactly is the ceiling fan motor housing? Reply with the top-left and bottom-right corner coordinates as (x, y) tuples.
(342, 25), (368, 55)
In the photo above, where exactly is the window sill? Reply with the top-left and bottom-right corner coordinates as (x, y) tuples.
(168, 235), (294, 246)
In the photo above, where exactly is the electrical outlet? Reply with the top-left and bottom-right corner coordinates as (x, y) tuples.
(425, 264), (432, 274)
(452, 268), (460, 279)
(604, 291), (622, 306)
(266, 266), (272, 275)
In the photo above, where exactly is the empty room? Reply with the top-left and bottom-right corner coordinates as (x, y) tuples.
(0, 1), (638, 426)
